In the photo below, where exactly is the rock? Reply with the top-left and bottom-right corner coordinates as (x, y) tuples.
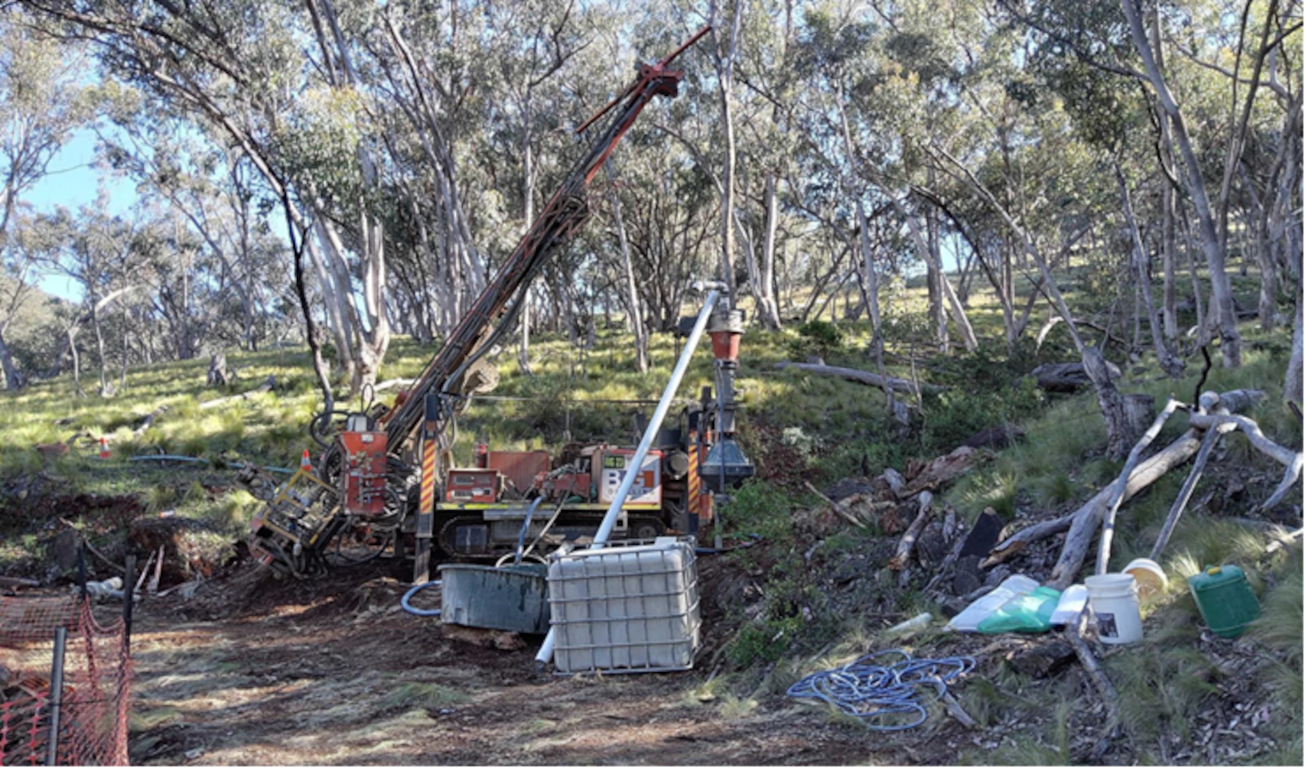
(958, 508), (1003, 559)
(1006, 642), (1075, 678)
(983, 564), (1011, 588)
(939, 597), (970, 619)
(916, 526), (948, 568)
(952, 555), (983, 596)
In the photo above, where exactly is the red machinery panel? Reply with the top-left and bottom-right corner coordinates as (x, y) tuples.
(445, 469), (500, 503)
(547, 471), (592, 500)
(488, 450), (551, 496)
(340, 431), (388, 516)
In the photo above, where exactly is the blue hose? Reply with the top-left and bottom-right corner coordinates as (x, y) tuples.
(786, 649), (975, 731)
(514, 498), (546, 566)
(400, 580), (443, 617)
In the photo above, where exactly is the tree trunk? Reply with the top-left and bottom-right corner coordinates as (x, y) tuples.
(518, 297), (534, 376)
(756, 173), (783, 330)
(1162, 173), (1178, 340)
(69, 326), (83, 398)
(0, 326), (23, 390)
(1115, 163), (1182, 376)
(711, 0), (744, 303)
(1287, 295), (1303, 411)
(1121, 0), (1242, 367)
(900, 200), (977, 352)
(607, 164), (648, 373)
(92, 302), (109, 396)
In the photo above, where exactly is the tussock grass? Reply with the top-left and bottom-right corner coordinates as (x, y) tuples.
(1164, 517), (1275, 587)
(380, 681), (470, 711)
(1109, 645), (1222, 743)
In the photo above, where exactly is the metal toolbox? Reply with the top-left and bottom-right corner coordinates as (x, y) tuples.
(547, 536), (700, 674)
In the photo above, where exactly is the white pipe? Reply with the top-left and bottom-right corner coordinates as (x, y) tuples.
(594, 288), (720, 545)
(536, 288), (721, 666)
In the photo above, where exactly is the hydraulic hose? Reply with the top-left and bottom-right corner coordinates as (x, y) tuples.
(401, 580), (443, 617)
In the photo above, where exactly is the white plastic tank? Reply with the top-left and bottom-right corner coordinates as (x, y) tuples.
(547, 536), (700, 674)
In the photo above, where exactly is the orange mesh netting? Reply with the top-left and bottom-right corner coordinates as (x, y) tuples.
(0, 595), (131, 766)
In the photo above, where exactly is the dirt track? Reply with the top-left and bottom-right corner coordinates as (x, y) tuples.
(125, 565), (961, 766)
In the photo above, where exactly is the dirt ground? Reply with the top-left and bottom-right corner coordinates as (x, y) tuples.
(125, 562), (970, 766)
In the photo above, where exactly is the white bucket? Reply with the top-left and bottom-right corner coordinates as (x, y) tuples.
(1122, 558), (1168, 599)
(1085, 573), (1143, 644)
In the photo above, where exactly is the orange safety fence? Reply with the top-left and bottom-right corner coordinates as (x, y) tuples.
(0, 594), (131, 766)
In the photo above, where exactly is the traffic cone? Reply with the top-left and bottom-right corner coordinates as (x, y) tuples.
(98, 437), (110, 460)
(301, 449), (312, 471)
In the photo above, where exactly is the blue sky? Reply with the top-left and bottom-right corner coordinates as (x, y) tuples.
(23, 129), (138, 302)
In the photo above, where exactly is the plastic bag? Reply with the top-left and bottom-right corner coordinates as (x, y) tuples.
(947, 575), (1040, 632)
(976, 586), (1063, 634)
(1049, 585), (1088, 626)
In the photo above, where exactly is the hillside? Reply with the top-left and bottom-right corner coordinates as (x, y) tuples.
(0, 269), (1300, 764)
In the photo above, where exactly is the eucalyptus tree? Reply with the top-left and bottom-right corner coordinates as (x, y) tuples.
(0, 6), (92, 388)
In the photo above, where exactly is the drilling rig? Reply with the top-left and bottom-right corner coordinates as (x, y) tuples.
(242, 27), (753, 581)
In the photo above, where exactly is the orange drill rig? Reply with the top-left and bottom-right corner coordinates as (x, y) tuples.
(244, 27), (753, 580)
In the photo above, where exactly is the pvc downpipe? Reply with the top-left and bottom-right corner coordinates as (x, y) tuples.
(536, 289), (721, 666)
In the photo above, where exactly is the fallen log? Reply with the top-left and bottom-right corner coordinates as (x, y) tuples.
(133, 404), (170, 436)
(889, 491), (933, 570)
(902, 446), (978, 496)
(198, 375), (275, 410)
(1047, 430), (1203, 590)
(1030, 361), (1122, 393)
(774, 361), (942, 394)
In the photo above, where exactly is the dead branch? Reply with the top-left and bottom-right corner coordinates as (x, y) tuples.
(0, 576), (40, 589)
(1149, 426), (1225, 560)
(1047, 389), (1263, 590)
(774, 361), (942, 394)
(982, 514), (1076, 568)
(198, 375), (276, 410)
(889, 491), (933, 570)
(882, 467), (906, 498)
(804, 480), (866, 529)
(372, 378), (417, 393)
(1066, 609), (1120, 759)
(1195, 406), (1305, 508)
(1095, 398), (1186, 575)
(1266, 528), (1304, 555)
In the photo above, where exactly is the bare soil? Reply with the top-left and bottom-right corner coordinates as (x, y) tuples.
(126, 563), (970, 766)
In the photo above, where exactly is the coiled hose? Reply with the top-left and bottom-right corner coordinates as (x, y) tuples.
(786, 649), (975, 731)
(401, 580), (443, 617)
